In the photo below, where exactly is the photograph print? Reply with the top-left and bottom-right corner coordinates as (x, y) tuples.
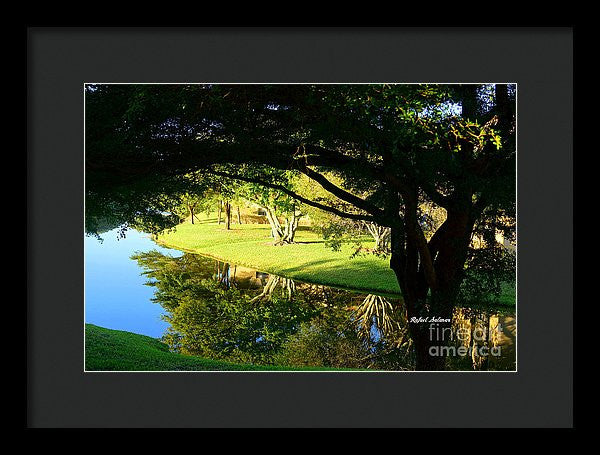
(84, 83), (516, 372)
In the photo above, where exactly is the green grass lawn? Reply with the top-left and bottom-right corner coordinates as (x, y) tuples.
(157, 217), (516, 306)
(158, 217), (402, 296)
(85, 324), (352, 371)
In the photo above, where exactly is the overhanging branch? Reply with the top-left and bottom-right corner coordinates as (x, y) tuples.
(295, 165), (387, 219)
(205, 170), (377, 223)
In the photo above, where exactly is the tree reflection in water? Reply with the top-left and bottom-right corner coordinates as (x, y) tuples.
(448, 308), (516, 371)
(250, 275), (296, 303)
(132, 250), (515, 371)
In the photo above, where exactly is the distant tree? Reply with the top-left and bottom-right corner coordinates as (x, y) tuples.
(175, 192), (203, 224)
(218, 168), (304, 244)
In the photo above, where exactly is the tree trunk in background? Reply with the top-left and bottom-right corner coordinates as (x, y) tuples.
(283, 210), (300, 243)
(237, 206), (242, 224)
(263, 207), (300, 244)
(189, 206), (195, 224)
(364, 222), (391, 252)
(225, 201), (231, 230)
(217, 200), (222, 224)
(264, 207), (282, 240)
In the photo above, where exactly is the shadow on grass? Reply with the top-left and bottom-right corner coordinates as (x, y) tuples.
(290, 240), (325, 244)
(279, 258), (335, 272)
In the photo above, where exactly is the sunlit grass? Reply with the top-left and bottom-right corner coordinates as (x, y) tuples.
(156, 216), (516, 305)
(157, 218), (401, 296)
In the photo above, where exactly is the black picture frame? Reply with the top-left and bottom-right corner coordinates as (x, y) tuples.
(27, 27), (573, 428)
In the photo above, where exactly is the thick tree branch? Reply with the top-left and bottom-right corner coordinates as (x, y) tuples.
(419, 181), (453, 209)
(296, 165), (387, 219)
(205, 170), (377, 222)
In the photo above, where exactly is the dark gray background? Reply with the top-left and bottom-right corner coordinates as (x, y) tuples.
(27, 27), (573, 428)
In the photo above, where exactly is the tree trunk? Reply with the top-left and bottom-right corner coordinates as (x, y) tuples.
(189, 206), (195, 224)
(411, 322), (451, 371)
(217, 200), (222, 224)
(391, 267), (454, 370)
(283, 210), (300, 243)
(388, 202), (474, 371)
(264, 207), (280, 240)
(237, 206), (242, 224)
(263, 206), (300, 245)
(225, 201), (231, 230)
(365, 222), (391, 252)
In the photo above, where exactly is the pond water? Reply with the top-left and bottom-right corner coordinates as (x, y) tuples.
(85, 228), (183, 338)
(85, 227), (516, 370)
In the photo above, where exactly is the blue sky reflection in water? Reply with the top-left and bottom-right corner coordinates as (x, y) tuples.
(85, 228), (183, 338)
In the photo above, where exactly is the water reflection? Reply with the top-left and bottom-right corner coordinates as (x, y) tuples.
(132, 250), (516, 371)
(449, 308), (516, 371)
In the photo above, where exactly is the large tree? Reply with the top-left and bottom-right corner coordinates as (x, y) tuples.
(86, 83), (516, 370)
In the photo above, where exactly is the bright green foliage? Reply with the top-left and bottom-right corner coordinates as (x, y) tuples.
(132, 251), (323, 365)
(163, 280), (321, 365)
(130, 249), (415, 370)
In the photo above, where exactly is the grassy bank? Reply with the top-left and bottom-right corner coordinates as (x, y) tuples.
(158, 218), (401, 295)
(157, 218), (516, 306)
(85, 324), (354, 371)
